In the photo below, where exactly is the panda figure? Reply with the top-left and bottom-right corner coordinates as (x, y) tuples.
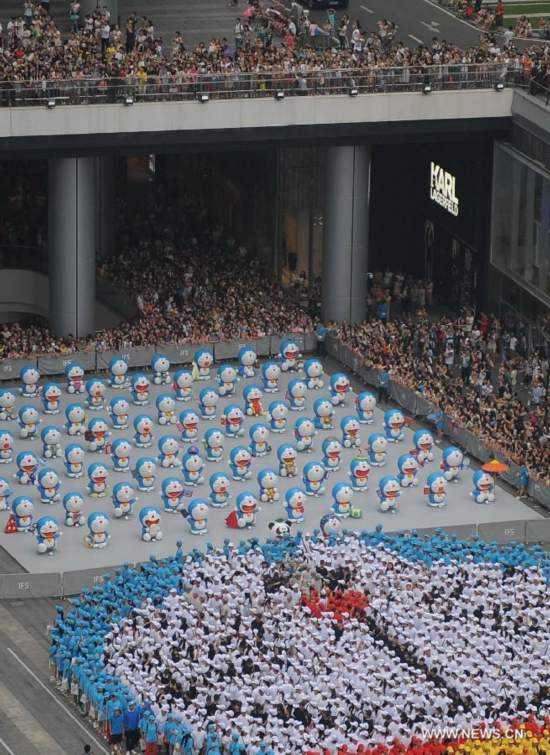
(268, 519), (293, 538)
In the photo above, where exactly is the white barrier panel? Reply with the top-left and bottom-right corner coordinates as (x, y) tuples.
(303, 333), (317, 353)
(0, 572), (62, 599)
(96, 346), (156, 370)
(525, 519), (550, 542)
(477, 521), (527, 544)
(272, 333), (306, 356)
(214, 341), (251, 362)
(62, 564), (128, 595)
(256, 336), (271, 357)
(413, 524), (478, 540)
(38, 350), (96, 376)
(0, 357), (36, 381)
(155, 343), (200, 366)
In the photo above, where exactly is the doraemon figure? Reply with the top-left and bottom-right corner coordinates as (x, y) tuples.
(161, 477), (185, 513)
(130, 374), (151, 406)
(356, 391), (377, 424)
(111, 481), (137, 518)
(313, 398), (334, 431)
(268, 519), (292, 538)
(134, 457), (157, 492)
(278, 339), (301, 372)
(86, 417), (110, 452)
(85, 379), (107, 411)
(221, 405), (244, 438)
(111, 438), (132, 472)
(15, 451), (38, 484)
(36, 467), (61, 504)
(186, 499), (209, 535)
(243, 385), (264, 417)
(471, 470), (496, 504)
(193, 348), (214, 381)
(63, 492), (85, 527)
(412, 430), (435, 466)
(203, 428), (224, 462)
(0, 431), (14, 464)
(349, 456), (370, 491)
(303, 358), (324, 390)
(217, 365), (238, 397)
(397, 453), (419, 488)
(41, 383), (62, 415)
(109, 397), (130, 430)
(64, 362), (85, 394)
(0, 388), (17, 421)
(85, 512), (110, 548)
(198, 388), (219, 421)
(225, 491), (258, 529)
(108, 357), (130, 389)
(249, 423), (271, 457)
(341, 416), (361, 449)
(18, 404), (40, 439)
(320, 512), (341, 538)
(182, 446), (205, 487)
(268, 400), (288, 434)
(229, 446), (253, 482)
(294, 416), (316, 452)
(424, 472), (448, 508)
(377, 475), (401, 513)
(286, 378), (307, 411)
(65, 403), (86, 436)
(173, 369), (194, 402)
(441, 446), (469, 483)
(367, 432), (388, 467)
(179, 409), (200, 443)
(285, 487), (306, 522)
(64, 444), (85, 478)
(139, 506), (163, 541)
(0, 476), (11, 511)
(258, 468), (280, 504)
(133, 415), (154, 449)
(11, 496), (34, 531)
(261, 362), (281, 394)
(303, 461), (327, 497)
(87, 462), (109, 498)
(151, 354), (171, 386)
(322, 437), (343, 473)
(209, 472), (231, 508)
(19, 366), (40, 398)
(238, 346), (257, 379)
(157, 435), (181, 469)
(329, 372), (351, 406)
(41, 425), (62, 459)
(156, 394), (178, 426)
(36, 516), (61, 555)
(331, 482), (353, 518)
(384, 409), (405, 443)
(277, 444), (298, 478)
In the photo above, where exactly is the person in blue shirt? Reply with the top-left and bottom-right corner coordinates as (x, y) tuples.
(228, 730), (247, 754)
(316, 324), (327, 356)
(377, 368), (390, 404)
(143, 715), (159, 754)
(517, 463), (530, 499)
(123, 700), (140, 753)
(204, 722), (222, 754)
(109, 705), (124, 754)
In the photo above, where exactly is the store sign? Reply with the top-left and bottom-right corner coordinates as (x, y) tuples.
(430, 162), (459, 217)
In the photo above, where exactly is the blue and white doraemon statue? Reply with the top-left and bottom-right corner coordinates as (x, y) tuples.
(41, 425), (62, 460)
(85, 378), (107, 412)
(225, 492), (258, 529)
(303, 460), (327, 497)
(286, 378), (307, 412)
(41, 383), (62, 415)
(349, 456), (370, 491)
(65, 403), (86, 436)
(108, 356), (130, 389)
(424, 472), (448, 508)
(261, 362), (281, 394)
(221, 404), (244, 438)
(313, 398), (334, 431)
(63, 492), (85, 527)
(340, 415), (361, 449)
(11, 496), (34, 531)
(198, 387), (219, 421)
(294, 416), (316, 453)
(0, 431), (14, 464)
(397, 453), (419, 488)
(156, 394), (178, 426)
(217, 364), (238, 397)
(186, 499), (209, 535)
(0, 476), (11, 511)
(133, 415), (154, 449)
(19, 365), (40, 398)
(134, 457), (157, 492)
(238, 346), (257, 379)
(258, 468), (280, 504)
(441, 446), (469, 483)
(229, 446), (253, 482)
(356, 390), (377, 424)
(243, 384), (264, 418)
(109, 396), (130, 430)
(179, 408), (200, 443)
(329, 372), (351, 407)
(64, 444), (85, 478)
(173, 368), (193, 402)
(65, 362), (85, 394)
(157, 435), (181, 469)
(384, 409), (405, 443)
(279, 339), (301, 373)
(322, 437), (343, 473)
(303, 358), (324, 390)
(249, 423), (271, 457)
(112, 481), (137, 519)
(85, 512), (110, 549)
(193, 348), (214, 381)
(377, 475), (401, 513)
(285, 487), (306, 522)
(203, 427), (224, 462)
(86, 417), (110, 453)
(18, 404), (40, 439)
(277, 443), (298, 478)
(36, 467), (61, 504)
(471, 470), (496, 504)
(87, 462), (109, 498)
(0, 388), (17, 421)
(139, 507), (163, 541)
(266, 400), (286, 435)
(331, 482), (353, 518)
(320, 512), (341, 538)
(111, 438), (132, 473)
(36, 516), (61, 555)
(15, 451), (38, 485)
(412, 430), (435, 466)
(209, 472), (231, 508)
(151, 354), (171, 386)
(130, 373), (151, 406)
(181, 446), (205, 487)
(161, 477), (185, 513)
(366, 432), (388, 467)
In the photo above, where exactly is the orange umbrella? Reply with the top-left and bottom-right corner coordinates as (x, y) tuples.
(482, 459), (509, 474)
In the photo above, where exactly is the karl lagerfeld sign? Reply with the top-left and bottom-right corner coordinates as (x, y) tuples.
(430, 162), (459, 217)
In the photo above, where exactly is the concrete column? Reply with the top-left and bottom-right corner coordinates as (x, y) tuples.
(322, 145), (370, 323)
(48, 157), (97, 338)
(97, 156), (116, 261)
